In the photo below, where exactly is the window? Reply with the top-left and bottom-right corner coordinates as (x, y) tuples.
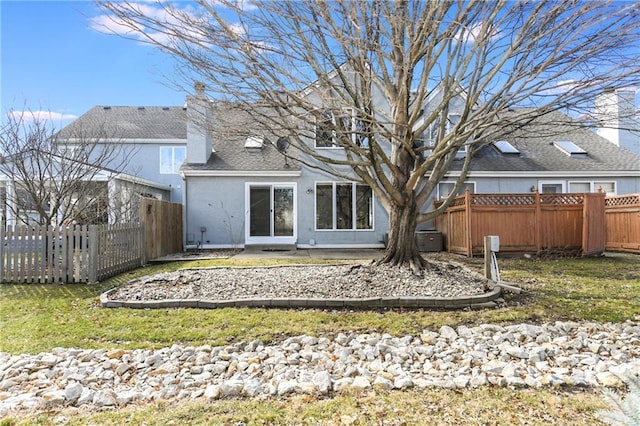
(437, 181), (475, 199)
(315, 109), (368, 148)
(569, 181), (616, 195)
(353, 115), (369, 148)
(419, 113), (466, 156)
(315, 110), (335, 148)
(446, 113), (461, 134)
(539, 181), (566, 193)
(160, 146), (186, 174)
(315, 182), (373, 230)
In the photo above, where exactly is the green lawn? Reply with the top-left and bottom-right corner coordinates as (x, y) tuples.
(1, 253), (638, 425)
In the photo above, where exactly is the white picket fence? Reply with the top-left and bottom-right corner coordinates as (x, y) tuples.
(0, 224), (145, 284)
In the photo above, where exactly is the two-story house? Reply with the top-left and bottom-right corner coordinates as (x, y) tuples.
(179, 84), (640, 249)
(54, 105), (188, 204)
(11, 82), (637, 247)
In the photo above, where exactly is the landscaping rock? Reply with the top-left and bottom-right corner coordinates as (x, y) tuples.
(1, 320), (639, 416)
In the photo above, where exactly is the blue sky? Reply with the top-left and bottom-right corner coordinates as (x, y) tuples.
(2, 1), (638, 131)
(1, 0), (185, 129)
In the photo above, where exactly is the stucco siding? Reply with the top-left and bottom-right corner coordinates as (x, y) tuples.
(184, 176), (246, 247)
(184, 169), (389, 248)
(90, 141), (187, 203)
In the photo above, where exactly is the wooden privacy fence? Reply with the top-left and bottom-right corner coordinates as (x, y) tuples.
(0, 223), (144, 284)
(139, 197), (183, 261)
(605, 193), (640, 254)
(434, 191), (606, 257)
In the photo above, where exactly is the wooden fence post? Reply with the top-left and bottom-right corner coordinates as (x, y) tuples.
(140, 223), (147, 266)
(465, 189), (473, 257)
(484, 235), (492, 279)
(88, 225), (98, 283)
(534, 189), (541, 255)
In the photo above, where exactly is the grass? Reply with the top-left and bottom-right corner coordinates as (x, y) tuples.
(10, 388), (608, 426)
(1, 252), (639, 425)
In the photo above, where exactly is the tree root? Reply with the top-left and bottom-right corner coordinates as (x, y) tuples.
(377, 250), (430, 277)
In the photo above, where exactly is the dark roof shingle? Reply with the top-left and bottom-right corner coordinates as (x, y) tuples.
(455, 109), (640, 172)
(56, 106), (187, 140)
(182, 103), (298, 172)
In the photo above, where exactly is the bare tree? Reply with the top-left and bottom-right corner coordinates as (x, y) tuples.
(97, 0), (640, 270)
(0, 110), (135, 227)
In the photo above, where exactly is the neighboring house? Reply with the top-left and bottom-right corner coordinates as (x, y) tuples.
(0, 148), (171, 226)
(38, 85), (639, 249)
(55, 105), (188, 204)
(436, 108), (640, 197)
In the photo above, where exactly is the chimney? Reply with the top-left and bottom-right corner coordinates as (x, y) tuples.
(595, 88), (640, 155)
(186, 82), (214, 164)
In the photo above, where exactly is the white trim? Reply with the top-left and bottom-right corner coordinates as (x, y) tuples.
(182, 170), (301, 177)
(114, 174), (173, 191)
(245, 182), (298, 245)
(297, 243), (385, 249)
(444, 170), (640, 178)
(59, 138), (187, 145)
(186, 243), (245, 250)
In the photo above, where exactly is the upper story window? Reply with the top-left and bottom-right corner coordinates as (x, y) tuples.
(315, 110), (337, 148)
(315, 109), (369, 149)
(160, 146), (186, 174)
(417, 113), (466, 156)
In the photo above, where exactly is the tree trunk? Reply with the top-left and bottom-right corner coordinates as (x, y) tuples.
(380, 197), (428, 273)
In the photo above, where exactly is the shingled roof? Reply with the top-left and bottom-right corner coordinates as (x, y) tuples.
(56, 106), (187, 140)
(181, 104), (298, 173)
(453, 109), (640, 173)
(182, 138), (298, 173)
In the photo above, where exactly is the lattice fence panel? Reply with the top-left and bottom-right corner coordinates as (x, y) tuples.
(471, 194), (535, 205)
(605, 194), (640, 207)
(540, 194), (584, 205)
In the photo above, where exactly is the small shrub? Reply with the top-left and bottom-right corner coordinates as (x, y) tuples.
(597, 371), (640, 426)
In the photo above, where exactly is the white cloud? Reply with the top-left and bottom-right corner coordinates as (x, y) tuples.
(536, 79), (581, 97)
(454, 22), (501, 44)
(619, 86), (640, 94)
(90, 2), (213, 46)
(235, 0), (258, 11)
(89, 14), (135, 36)
(9, 110), (78, 123)
(229, 23), (246, 36)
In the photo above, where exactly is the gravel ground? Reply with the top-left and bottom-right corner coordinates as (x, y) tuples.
(2, 321), (639, 416)
(107, 261), (490, 302)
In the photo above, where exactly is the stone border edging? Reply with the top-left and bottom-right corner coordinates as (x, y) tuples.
(100, 285), (502, 310)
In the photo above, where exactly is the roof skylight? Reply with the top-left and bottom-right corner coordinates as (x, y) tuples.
(493, 140), (519, 155)
(244, 135), (264, 149)
(553, 140), (587, 157)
